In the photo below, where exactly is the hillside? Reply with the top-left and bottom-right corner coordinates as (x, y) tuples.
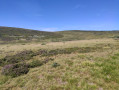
(0, 26), (63, 41)
(0, 27), (119, 42)
(56, 30), (119, 41)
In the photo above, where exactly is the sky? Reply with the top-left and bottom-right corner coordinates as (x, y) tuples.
(0, 0), (118, 31)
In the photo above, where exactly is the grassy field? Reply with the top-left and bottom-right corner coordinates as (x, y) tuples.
(0, 38), (119, 90)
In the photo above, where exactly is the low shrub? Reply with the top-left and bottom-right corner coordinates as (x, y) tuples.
(29, 60), (43, 68)
(41, 43), (46, 45)
(35, 49), (48, 56)
(52, 62), (60, 68)
(37, 47), (101, 57)
(1, 63), (29, 77)
(43, 58), (54, 64)
(21, 43), (26, 45)
(29, 58), (54, 68)
(0, 50), (35, 66)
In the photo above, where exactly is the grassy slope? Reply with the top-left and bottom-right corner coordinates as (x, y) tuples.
(0, 39), (119, 90)
(0, 26), (63, 41)
(1, 26), (119, 42)
(56, 30), (119, 41)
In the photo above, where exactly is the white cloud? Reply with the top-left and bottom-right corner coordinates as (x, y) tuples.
(39, 28), (59, 32)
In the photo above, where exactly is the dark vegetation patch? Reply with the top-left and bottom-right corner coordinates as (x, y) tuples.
(52, 62), (60, 68)
(0, 50), (35, 66)
(0, 44), (113, 67)
(1, 58), (54, 77)
(28, 58), (54, 68)
(41, 42), (47, 45)
(1, 63), (29, 77)
(28, 60), (43, 68)
(35, 49), (48, 56)
(112, 35), (119, 38)
(36, 46), (103, 57)
(0, 43), (116, 77)
(42, 58), (54, 64)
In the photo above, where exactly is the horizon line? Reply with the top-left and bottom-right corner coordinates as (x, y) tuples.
(0, 26), (119, 32)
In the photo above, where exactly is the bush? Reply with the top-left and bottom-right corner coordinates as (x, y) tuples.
(35, 49), (48, 56)
(41, 43), (46, 45)
(29, 60), (43, 68)
(1, 63), (29, 77)
(0, 50), (35, 66)
(43, 58), (54, 64)
(22, 43), (26, 45)
(52, 62), (60, 68)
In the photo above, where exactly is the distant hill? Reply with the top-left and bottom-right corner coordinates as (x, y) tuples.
(56, 30), (119, 41)
(0, 26), (63, 41)
(0, 26), (119, 42)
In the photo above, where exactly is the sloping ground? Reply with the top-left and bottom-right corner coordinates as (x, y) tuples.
(0, 39), (119, 89)
(0, 26), (63, 41)
(1, 26), (119, 42)
(56, 30), (119, 41)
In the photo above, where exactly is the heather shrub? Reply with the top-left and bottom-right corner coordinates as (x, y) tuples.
(43, 58), (54, 64)
(1, 63), (29, 77)
(22, 43), (26, 45)
(35, 49), (48, 56)
(0, 50), (35, 66)
(34, 46), (103, 58)
(0, 56), (22, 66)
(29, 60), (43, 68)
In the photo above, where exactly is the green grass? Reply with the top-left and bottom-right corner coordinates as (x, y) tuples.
(0, 38), (119, 89)
(56, 30), (119, 41)
(88, 53), (119, 89)
(92, 53), (119, 83)
(1, 51), (119, 89)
